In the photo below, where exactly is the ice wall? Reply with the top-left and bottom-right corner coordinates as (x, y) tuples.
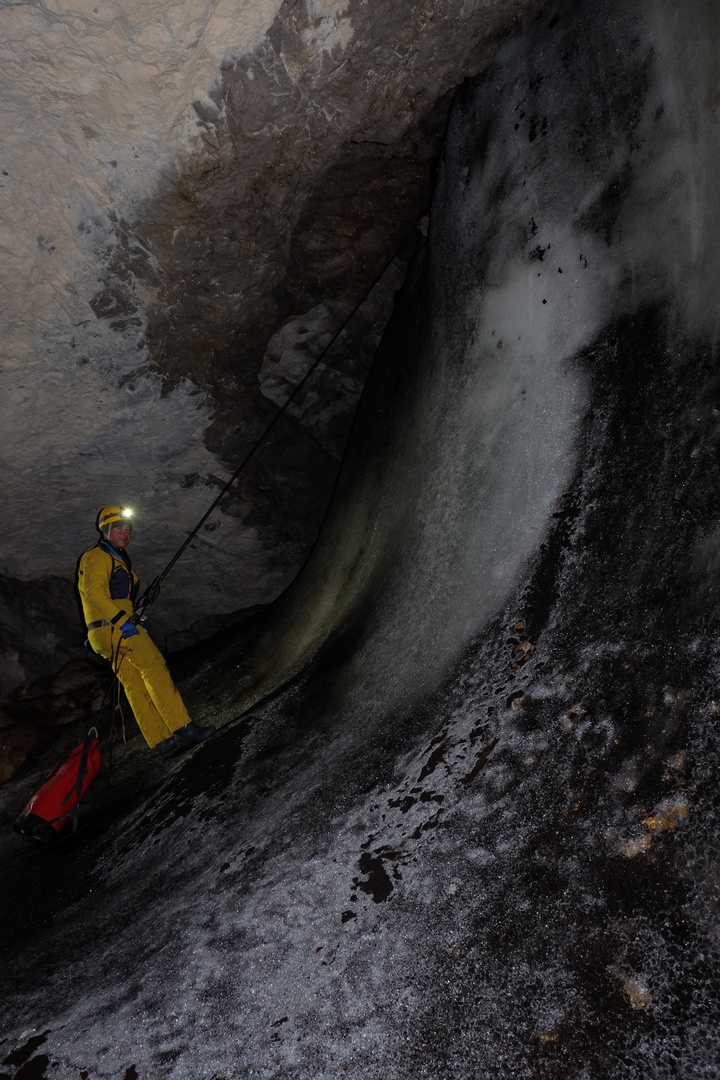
(192, 0), (716, 722)
(3, 0), (720, 1076)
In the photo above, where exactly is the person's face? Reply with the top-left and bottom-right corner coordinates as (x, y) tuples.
(108, 522), (132, 549)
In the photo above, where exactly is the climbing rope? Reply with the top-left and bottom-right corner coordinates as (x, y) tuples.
(110, 635), (128, 747)
(86, 631), (128, 776)
(133, 239), (412, 620)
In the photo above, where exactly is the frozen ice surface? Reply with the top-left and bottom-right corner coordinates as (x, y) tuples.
(3, 0), (720, 1075)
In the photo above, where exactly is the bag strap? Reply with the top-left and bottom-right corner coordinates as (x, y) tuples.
(59, 729), (99, 833)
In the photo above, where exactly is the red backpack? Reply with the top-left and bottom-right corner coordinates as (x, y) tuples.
(14, 732), (102, 844)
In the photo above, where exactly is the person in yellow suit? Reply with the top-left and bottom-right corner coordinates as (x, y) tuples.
(78, 505), (215, 759)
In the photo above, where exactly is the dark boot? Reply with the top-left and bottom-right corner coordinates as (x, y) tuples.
(156, 734), (181, 760)
(173, 721), (216, 753)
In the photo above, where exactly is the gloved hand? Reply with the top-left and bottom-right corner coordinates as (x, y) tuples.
(120, 620), (140, 638)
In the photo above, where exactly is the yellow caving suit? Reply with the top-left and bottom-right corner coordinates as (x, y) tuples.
(78, 541), (192, 749)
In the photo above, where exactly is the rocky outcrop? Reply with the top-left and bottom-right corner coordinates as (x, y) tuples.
(0, 658), (107, 784)
(0, 574), (86, 695)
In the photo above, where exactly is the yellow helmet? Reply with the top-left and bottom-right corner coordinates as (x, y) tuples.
(97, 505), (133, 535)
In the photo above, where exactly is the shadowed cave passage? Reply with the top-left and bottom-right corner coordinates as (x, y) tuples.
(2, 0), (720, 1076)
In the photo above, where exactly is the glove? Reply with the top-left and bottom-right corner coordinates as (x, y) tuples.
(120, 620), (140, 638)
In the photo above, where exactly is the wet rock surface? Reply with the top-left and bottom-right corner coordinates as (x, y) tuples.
(2, 0), (720, 1076)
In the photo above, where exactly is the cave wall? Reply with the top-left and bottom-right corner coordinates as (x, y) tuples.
(199, 0), (720, 724)
(0, 0), (542, 687)
(3, 0), (720, 1075)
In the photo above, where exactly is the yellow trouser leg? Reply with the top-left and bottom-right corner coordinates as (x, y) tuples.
(115, 661), (174, 747)
(90, 626), (193, 748)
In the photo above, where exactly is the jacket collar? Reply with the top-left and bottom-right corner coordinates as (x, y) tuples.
(98, 537), (132, 570)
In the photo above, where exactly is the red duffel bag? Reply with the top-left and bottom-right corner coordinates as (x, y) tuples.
(13, 731), (102, 844)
